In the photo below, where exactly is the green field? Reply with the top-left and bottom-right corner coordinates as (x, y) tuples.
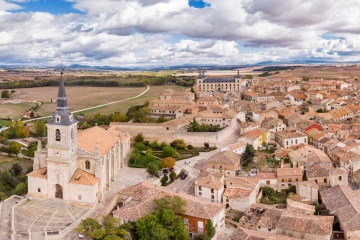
(0, 102), (36, 120)
(0, 155), (33, 172)
(75, 85), (185, 116)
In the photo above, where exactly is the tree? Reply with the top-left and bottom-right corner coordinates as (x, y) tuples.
(205, 220), (216, 239)
(34, 120), (46, 137)
(1, 90), (10, 98)
(162, 146), (178, 158)
(241, 144), (255, 167)
(160, 175), (168, 186)
(262, 186), (275, 197)
(150, 140), (160, 150)
(154, 195), (186, 214)
(77, 218), (102, 237)
(13, 182), (26, 195)
(169, 172), (176, 181)
(171, 139), (186, 150)
(194, 234), (210, 240)
(134, 133), (144, 143)
(135, 198), (188, 240)
(146, 162), (159, 176)
(10, 142), (22, 156)
(11, 163), (22, 176)
(187, 118), (201, 132)
(162, 157), (176, 168)
(7, 121), (29, 139)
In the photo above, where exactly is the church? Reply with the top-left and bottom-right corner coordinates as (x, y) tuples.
(27, 71), (131, 206)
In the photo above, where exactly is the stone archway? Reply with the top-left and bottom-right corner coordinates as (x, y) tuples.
(55, 184), (63, 199)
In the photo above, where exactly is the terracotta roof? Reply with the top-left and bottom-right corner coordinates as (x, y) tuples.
(224, 141), (247, 151)
(276, 213), (333, 236)
(320, 185), (360, 231)
(207, 151), (240, 165)
(229, 227), (299, 240)
(275, 129), (307, 139)
(306, 162), (335, 178)
(27, 168), (48, 179)
(69, 169), (98, 186)
(288, 145), (331, 163)
(244, 129), (262, 141)
(277, 167), (302, 177)
(223, 188), (253, 198)
(112, 182), (224, 222)
(257, 208), (284, 230)
(78, 126), (120, 157)
(196, 171), (223, 190)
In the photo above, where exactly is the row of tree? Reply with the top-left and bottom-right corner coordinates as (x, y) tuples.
(187, 119), (222, 132)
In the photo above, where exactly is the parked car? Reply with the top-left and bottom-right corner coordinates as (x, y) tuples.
(78, 233), (84, 239)
(162, 168), (169, 175)
(180, 173), (188, 180)
(156, 172), (162, 178)
(170, 167), (175, 172)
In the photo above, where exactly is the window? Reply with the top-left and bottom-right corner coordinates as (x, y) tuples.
(324, 178), (327, 183)
(78, 195), (82, 200)
(211, 189), (214, 193)
(300, 232), (304, 239)
(85, 161), (90, 169)
(55, 129), (61, 141)
(183, 218), (189, 225)
(339, 176), (342, 181)
(282, 230), (286, 234)
(315, 179), (318, 184)
(166, 127), (169, 130)
(198, 221), (204, 234)
(212, 165), (215, 169)
(38, 188), (41, 193)
(198, 186), (202, 191)
(211, 195), (214, 199)
(266, 180), (270, 185)
(199, 192), (202, 196)
(296, 178), (298, 181)
(268, 228), (271, 232)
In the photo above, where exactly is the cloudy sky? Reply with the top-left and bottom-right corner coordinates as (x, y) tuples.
(1, 0), (360, 67)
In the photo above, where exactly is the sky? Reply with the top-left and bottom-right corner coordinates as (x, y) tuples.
(1, 0), (360, 67)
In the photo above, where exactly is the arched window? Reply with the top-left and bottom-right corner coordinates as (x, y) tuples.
(85, 160), (90, 169)
(56, 129), (61, 141)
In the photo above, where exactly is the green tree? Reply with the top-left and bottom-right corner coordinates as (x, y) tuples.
(162, 147), (178, 158)
(34, 120), (46, 137)
(134, 133), (144, 143)
(13, 182), (26, 195)
(1, 90), (10, 98)
(160, 175), (168, 186)
(150, 140), (160, 150)
(171, 139), (186, 150)
(187, 118), (201, 132)
(7, 121), (29, 139)
(241, 144), (255, 167)
(262, 186), (275, 197)
(10, 142), (22, 156)
(169, 172), (176, 182)
(134, 142), (146, 151)
(162, 157), (176, 168)
(154, 195), (186, 214)
(205, 220), (216, 239)
(77, 218), (102, 237)
(146, 162), (159, 176)
(194, 234), (210, 240)
(11, 163), (22, 176)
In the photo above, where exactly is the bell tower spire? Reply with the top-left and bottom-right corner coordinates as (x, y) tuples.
(57, 65), (68, 110)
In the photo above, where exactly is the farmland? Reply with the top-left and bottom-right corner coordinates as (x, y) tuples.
(6, 85), (185, 119)
(0, 102), (37, 121)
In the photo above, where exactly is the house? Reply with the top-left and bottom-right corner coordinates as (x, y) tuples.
(112, 182), (225, 239)
(223, 177), (260, 212)
(320, 185), (360, 239)
(277, 166), (303, 189)
(221, 141), (247, 155)
(305, 162), (348, 187)
(339, 151), (360, 178)
(240, 129), (263, 150)
(257, 172), (277, 187)
(275, 128), (308, 148)
(206, 151), (241, 177)
(195, 171), (224, 203)
(295, 181), (319, 202)
(288, 145), (332, 169)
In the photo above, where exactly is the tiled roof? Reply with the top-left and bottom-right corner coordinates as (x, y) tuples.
(223, 188), (253, 198)
(244, 129), (262, 141)
(207, 151), (240, 165)
(277, 167), (302, 177)
(275, 129), (307, 139)
(257, 208), (284, 229)
(69, 169), (98, 186)
(27, 168), (48, 179)
(320, 185), (360, 231)
(229, 227), (299, 240)
(306, 162), (334, 178)
(276, 212), (333, 236)
(196, 171), (223, 189)
(224, 141), (247, 151)
(203, 78), (235, 83)
(78, 126), (121, 157)
(113, 182), (224, 221)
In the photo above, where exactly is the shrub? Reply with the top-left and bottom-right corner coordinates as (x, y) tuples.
(171, 139), (186, 150)
(134, 133), (144, 143)
(162, 157), (176, 168)
(262, 186), (275, 197)
(160, 175), (168, 186)
(187, 145), (194, 150)
(162, 146), (179, 158)
(169, 172), (176, 181)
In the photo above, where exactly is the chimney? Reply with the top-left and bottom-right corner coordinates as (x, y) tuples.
(281, 159), (284, 169)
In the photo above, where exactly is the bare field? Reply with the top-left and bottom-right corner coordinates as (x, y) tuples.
(8, 85), (185, 118)
(11, 86), (147, 117)
(269, 65), (360, 80)
(77, 85), (185, 116)
(0, 102), (36, 120)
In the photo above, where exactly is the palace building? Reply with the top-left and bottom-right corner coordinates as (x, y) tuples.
(196, 70), (246, 92)
(27, 70), (130, 206)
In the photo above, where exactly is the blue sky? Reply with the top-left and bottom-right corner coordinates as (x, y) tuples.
(1, 0), (360, 66)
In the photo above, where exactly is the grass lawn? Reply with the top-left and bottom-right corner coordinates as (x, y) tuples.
(128, 154), (163, 169)
(260, 190), (288, 205)
(0, 103), (36, 120)
(0, 155), (33, 172)
(0, 119), (11, 126)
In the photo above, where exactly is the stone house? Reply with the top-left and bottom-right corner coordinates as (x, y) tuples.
(320, 185), (360, 239)
(206, 151), (241, 177)
(195, 171), (224, 204)
(112, 182), (225, 239)
(221, 141), (247, 155)
(277, 166), (303, 189)
(223, 177), (260, 212)
(305, 162), (348, 187)
(295, 181), (319, 202)
(275, 129), (308, 148)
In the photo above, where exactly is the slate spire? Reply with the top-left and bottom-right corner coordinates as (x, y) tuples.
(57, 67), (68, 109)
